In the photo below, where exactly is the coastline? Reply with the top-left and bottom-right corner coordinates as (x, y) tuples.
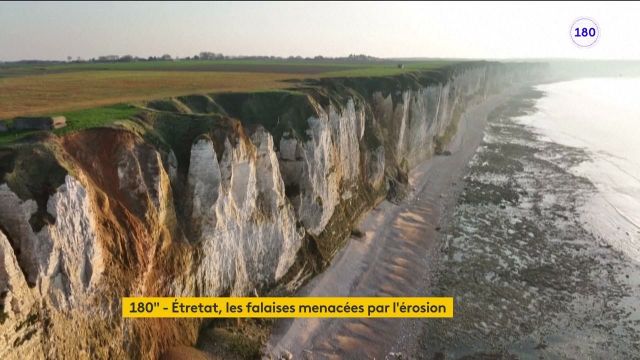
(264, 90), (520, 359)
(0, 62), (546, 360)
(418, 86), (640, 358)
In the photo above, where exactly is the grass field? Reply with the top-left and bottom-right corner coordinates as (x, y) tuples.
(0, 70), (304, 119)
(0, 104), (140, 145)
(0, 59), (454, 122)
(0, 60), (354, 77)
(0, 59), (451, 78)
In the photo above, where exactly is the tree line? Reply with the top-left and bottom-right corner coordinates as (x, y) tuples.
(62, 53), (380, 63)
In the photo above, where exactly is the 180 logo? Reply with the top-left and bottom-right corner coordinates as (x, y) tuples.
(571, 17), (599, 47)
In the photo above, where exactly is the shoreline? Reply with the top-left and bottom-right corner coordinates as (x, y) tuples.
(264, 90), (520, 359)
(419, 86), (640, 358)
(515, 78), (640, 262)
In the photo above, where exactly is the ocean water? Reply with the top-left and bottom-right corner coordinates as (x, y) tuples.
(420, 86), (640, 358)
(516, 78), (640, 261)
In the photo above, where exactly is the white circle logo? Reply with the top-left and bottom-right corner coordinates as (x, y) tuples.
(570, 18), (599, 47)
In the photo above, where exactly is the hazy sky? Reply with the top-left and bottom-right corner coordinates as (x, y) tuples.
(1, 1), (640, 61)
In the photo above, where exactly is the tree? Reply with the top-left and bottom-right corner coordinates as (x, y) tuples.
(198, 52), (225, 60)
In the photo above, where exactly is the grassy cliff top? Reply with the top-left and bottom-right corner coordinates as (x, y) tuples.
(0, 60), (513, 147)
(0, 59), (457, 120)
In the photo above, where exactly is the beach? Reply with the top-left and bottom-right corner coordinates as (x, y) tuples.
(419, 84), (640, 359)
(266, 90), (515, 359)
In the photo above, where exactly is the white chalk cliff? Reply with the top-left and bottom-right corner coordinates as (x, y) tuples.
(0, 62), (547, 359)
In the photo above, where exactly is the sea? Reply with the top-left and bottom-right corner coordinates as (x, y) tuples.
(517, 78), (640, 260)
(420, 77), (640, 359)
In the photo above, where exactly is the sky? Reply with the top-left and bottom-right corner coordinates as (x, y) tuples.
(1, 1), (640, 61)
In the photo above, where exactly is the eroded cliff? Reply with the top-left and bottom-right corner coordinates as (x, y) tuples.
(0, 62), (547, 359)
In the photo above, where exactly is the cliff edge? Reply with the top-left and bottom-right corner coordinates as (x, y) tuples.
(0, 62), (547, 359)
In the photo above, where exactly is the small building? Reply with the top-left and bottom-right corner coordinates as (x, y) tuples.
(13, 116), (66, 131)
(0, 121), (7, 132)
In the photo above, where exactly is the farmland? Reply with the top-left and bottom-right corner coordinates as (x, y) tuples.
(0, 59), (454, 123)
(0, 70), (301, 119)
(0, 57), (463, 177)
(0, 59), (453, 78)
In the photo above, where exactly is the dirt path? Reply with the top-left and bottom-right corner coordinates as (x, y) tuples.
(265, 93), (514, 359)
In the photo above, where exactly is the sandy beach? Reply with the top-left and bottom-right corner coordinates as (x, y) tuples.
(265, 92), (514, 359)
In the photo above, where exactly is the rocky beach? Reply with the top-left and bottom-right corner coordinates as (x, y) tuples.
(419, 87), (640, 359)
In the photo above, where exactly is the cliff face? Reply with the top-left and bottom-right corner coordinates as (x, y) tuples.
(0, 62), (546, 359)
(187, 129), (303, 297)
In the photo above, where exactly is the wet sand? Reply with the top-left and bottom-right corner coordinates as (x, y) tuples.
(419, 88), (640, 359)
(265, 92), (514, 359)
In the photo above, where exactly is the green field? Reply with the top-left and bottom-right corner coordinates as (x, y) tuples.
(0, 59), (453, 78)
(0, 104), (140, 145)
(0, 59), (456, 145)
